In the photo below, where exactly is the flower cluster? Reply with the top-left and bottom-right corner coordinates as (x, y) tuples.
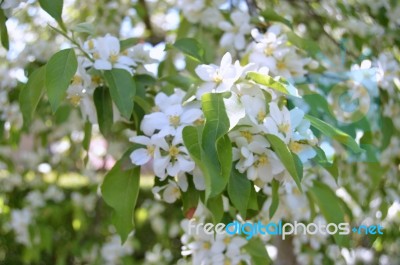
(130, 89), (205, 203)
(177, 0), (224, 26)
(66, 34), (157, 124)
(219, 10), (253, 51)
(83, 34), (157, 75)
(180, 202), (250, 265)
(246, 25), (315, 78)
(195, 51), (317, 191)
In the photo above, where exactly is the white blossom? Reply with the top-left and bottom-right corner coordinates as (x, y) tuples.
(219, 10), (252, 50)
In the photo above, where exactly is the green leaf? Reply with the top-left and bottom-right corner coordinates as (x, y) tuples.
(309, 181), (349, 247)
(287, 32), (320, 57)
(305, 114), (363, 153)
(269, 179), (280, 219)
(247, 186), (259, 211)
(19, 66), (46, 127)
(104, 69), (135, 119)
(201, 93), (231, 199)
(206, 195), (224, 223)
(244, 238), (271, 265)
(173, 38), (206, 63)
(176, 17), (191, 40)
(261, 9), (293, 29)
(246, 72), (289, 95)
(303, 94), (336, 120)
(381, 117), (394, 150)
(93, 86), (114, 137)
(54, 105), (71, 124)
(45, 48), (77, 112)
(182, 125), (203, 163)
(101, 153), (140, 243)
(265, 134), (302, 192)
(161, 74), (197, 90)
(292, 152), (303, 183)
(82, 121), (92, 165)
(120, 38), (139, 51)
(0, 120), (4, 140)
(313, 147), (339, 182)
(181, 179), (200, 217)
(38, 0), (65, 30)
(82, 121), (92, 151)
(228, 167), (251, 218)
(183, 125), (225, 201)
(0, 10), (9, 50)
(217, 135), (232, 187)
(71, 22), (94, 35)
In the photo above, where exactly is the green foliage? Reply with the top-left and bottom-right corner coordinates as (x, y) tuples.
(19, 66), (46, 127)
(201, 93), (232, 199)
(265, 134), (303, 191)
(38, 0), (66, 30)
(173, 38), (206, 63)
(206, 195), (224, 223)
(244, 238), (272, 265)
(104, 69), (136, 119)
(287, 31), (321, 57)
(93, 86), (113, 137)
(0, 10), (9, 50)
(71, 22), (95, 35)
(246, 72), (290, 95)
(45, 48), (78, 112)
(309, 181), (350, 247)
(269, 179), (280, 219)
(305, 114), (363, 153)
(228, 167), (251, 218)
(101, 151), (141, 243)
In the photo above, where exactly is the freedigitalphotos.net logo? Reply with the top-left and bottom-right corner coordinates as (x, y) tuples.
(188, 219), (384, 240)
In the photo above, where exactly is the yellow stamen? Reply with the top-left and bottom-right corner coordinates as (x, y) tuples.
(93, 52), (100, 60)
(213, 74), (223, 84)
(91, 75), (102, 85)
(169, 115), (180, 127)
(169, 146), (180, 157)
(223, 237), (231, 244)
(264, 46), (274, 56)
(110, 54), (119, 64)
(72, 75), (83, 85)
(88, 40), (94, 50)
(240, 131), (253, 142)
(194, 118), (204, 126)
(69, 95), (81, 106)
(257, 110), (266, 123)
(147, 145), (155, 156)
(203, 242), (211, 249)
(276, 60), (286, 70)
(289, 141), (303, 153)
(278, 123), (290, 134)
(257, 155), (268, 166)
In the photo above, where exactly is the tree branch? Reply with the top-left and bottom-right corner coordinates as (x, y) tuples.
(245, 0), (259, 16)
(137, 0), (164, 45)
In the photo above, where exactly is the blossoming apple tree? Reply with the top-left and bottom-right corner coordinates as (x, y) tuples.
(0, 0), (399, 264)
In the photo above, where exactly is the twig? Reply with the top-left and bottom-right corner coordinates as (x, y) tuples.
(137, 0), (164, 45)
(245, 0), (259, 16)
(49, 25), (94, 61)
